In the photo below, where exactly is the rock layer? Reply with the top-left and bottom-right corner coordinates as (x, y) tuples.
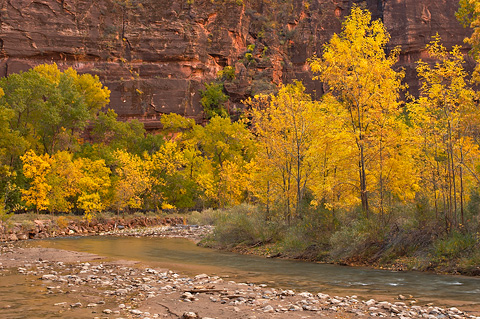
(0, 0), (472, 128)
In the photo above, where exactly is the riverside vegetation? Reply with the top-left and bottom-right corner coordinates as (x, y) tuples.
(2, 4), (480, 275)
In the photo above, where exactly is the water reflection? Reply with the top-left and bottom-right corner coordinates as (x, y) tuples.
(34, 236), (480, 306)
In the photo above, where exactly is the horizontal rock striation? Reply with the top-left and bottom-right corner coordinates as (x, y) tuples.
(0, 0), (472, 128)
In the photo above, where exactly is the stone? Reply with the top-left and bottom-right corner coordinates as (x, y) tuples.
(0, 0), (469, 130)
(366, 299), (377, 306)
(130, 309), (143, 315)
(194, 273), (209, 280)
(263, 305), (274, 313)
(182, 312), (198, 319)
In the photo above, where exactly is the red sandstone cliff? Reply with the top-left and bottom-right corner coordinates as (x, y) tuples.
(0, 0), (472, 128)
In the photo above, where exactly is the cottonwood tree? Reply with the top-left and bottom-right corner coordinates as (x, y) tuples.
(309, 6), (404, 217)
(249, 82), (324, 221)
(409, 36), (478, 229)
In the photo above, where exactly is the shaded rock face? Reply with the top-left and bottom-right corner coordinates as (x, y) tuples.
(0, 0), (472, 128)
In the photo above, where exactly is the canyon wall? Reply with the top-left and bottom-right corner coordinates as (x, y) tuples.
(0, 0), (472, 128)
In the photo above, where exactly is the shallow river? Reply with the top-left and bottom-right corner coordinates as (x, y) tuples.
(30, 236), (480, 308)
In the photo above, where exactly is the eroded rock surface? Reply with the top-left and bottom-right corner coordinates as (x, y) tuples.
(0, 0), (472, 127)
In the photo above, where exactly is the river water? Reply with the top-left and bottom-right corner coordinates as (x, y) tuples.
(29, 236), (480, 308)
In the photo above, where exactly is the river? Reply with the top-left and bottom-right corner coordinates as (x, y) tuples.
(28, 236), (480, 309)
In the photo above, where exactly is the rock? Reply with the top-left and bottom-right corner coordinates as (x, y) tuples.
(366, 299), (377, 306)
(42, 274), (58, 281)
(263, 305), (274, 313)
(102, 309), (112, 314)
(0, 0), (469, 129)
(130, 309), (143, 315)
(116, 288), (129, 295)
(299, 292), (313, 298)
(289, 305), (302, 311)
(70, 302), (82, 308)
(182, 312), (198, 319)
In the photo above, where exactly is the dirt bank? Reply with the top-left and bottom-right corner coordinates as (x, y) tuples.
(0, 215), (186, 242)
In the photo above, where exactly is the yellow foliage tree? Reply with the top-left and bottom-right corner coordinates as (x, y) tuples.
(21, 150), (52, 212)
(249, 82), (325, 220)
(145, 140), (186, 210)
(46, 151), (82, 213)
(309, 6), (404, 217)
(408, 36), (478, 228)
(75, 157), (111, 220)
(190, 116), (256, 207)
(112, 149), (150, 212)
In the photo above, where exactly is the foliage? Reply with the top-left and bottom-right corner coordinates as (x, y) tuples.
(0, 63), (110, 157)
(217, 66), (236, 81)
(21, 150), (52, 212)
(111, 150), (150, 212)
(200, 82), (229, 119)
(456, 0), (480, 82)
(248, 82), (326, 220)
(408, 35), (479, 230)
(309, 5), (406, 217)
(433, 231), (477, 261)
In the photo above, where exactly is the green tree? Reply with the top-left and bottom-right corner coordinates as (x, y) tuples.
(200, 82), (229, 119)
(0, 63), (110, 157)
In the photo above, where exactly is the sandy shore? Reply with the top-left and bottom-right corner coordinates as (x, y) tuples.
(0, 228), (479, 319)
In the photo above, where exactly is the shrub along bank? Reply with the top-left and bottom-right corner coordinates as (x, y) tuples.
(191, 204), (480, 276)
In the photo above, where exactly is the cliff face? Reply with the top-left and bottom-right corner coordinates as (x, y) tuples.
(0, 0), (472, 128)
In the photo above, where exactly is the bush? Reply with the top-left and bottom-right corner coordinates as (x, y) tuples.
(0, 201), (12, 222)
(188, 208), (223, 225)
(203, 204), (282, 248)
(329, 218), (385, 260)
(56, 215), (69, 228)
(200, 82), (228, 119)
(433, 231), (477, 261)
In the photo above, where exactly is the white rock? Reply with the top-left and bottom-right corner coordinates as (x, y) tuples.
(317, 293), (330, 299)
(299, 292), (313, 298)
(366, 299), (377, 306)
(263, 305), (274, 313)
(130, 309), (143, 315)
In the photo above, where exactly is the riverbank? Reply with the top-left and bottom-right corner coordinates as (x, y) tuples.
(1, 238), (479, 319)
(0, 213), (186, 242)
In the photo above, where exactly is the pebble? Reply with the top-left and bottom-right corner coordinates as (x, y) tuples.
(5, 227), (476, 319)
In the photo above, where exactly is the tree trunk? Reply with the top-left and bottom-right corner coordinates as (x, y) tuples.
(359, 144), (369, 217)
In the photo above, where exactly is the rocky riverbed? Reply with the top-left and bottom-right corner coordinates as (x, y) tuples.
(0, 216), (187, 242)
(0, 227), (479, 319)
(99, 225), (214, 243)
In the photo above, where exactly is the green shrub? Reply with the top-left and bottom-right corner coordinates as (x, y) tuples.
(188, 208), (223, 225)
(217, 66), (236, 81)
(204, 204), (282, 248)
(329, 218), (385, 260)
(0, 201), (13, 222)
(433, 231), (477, 261)
(200, 82), (229, 119)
